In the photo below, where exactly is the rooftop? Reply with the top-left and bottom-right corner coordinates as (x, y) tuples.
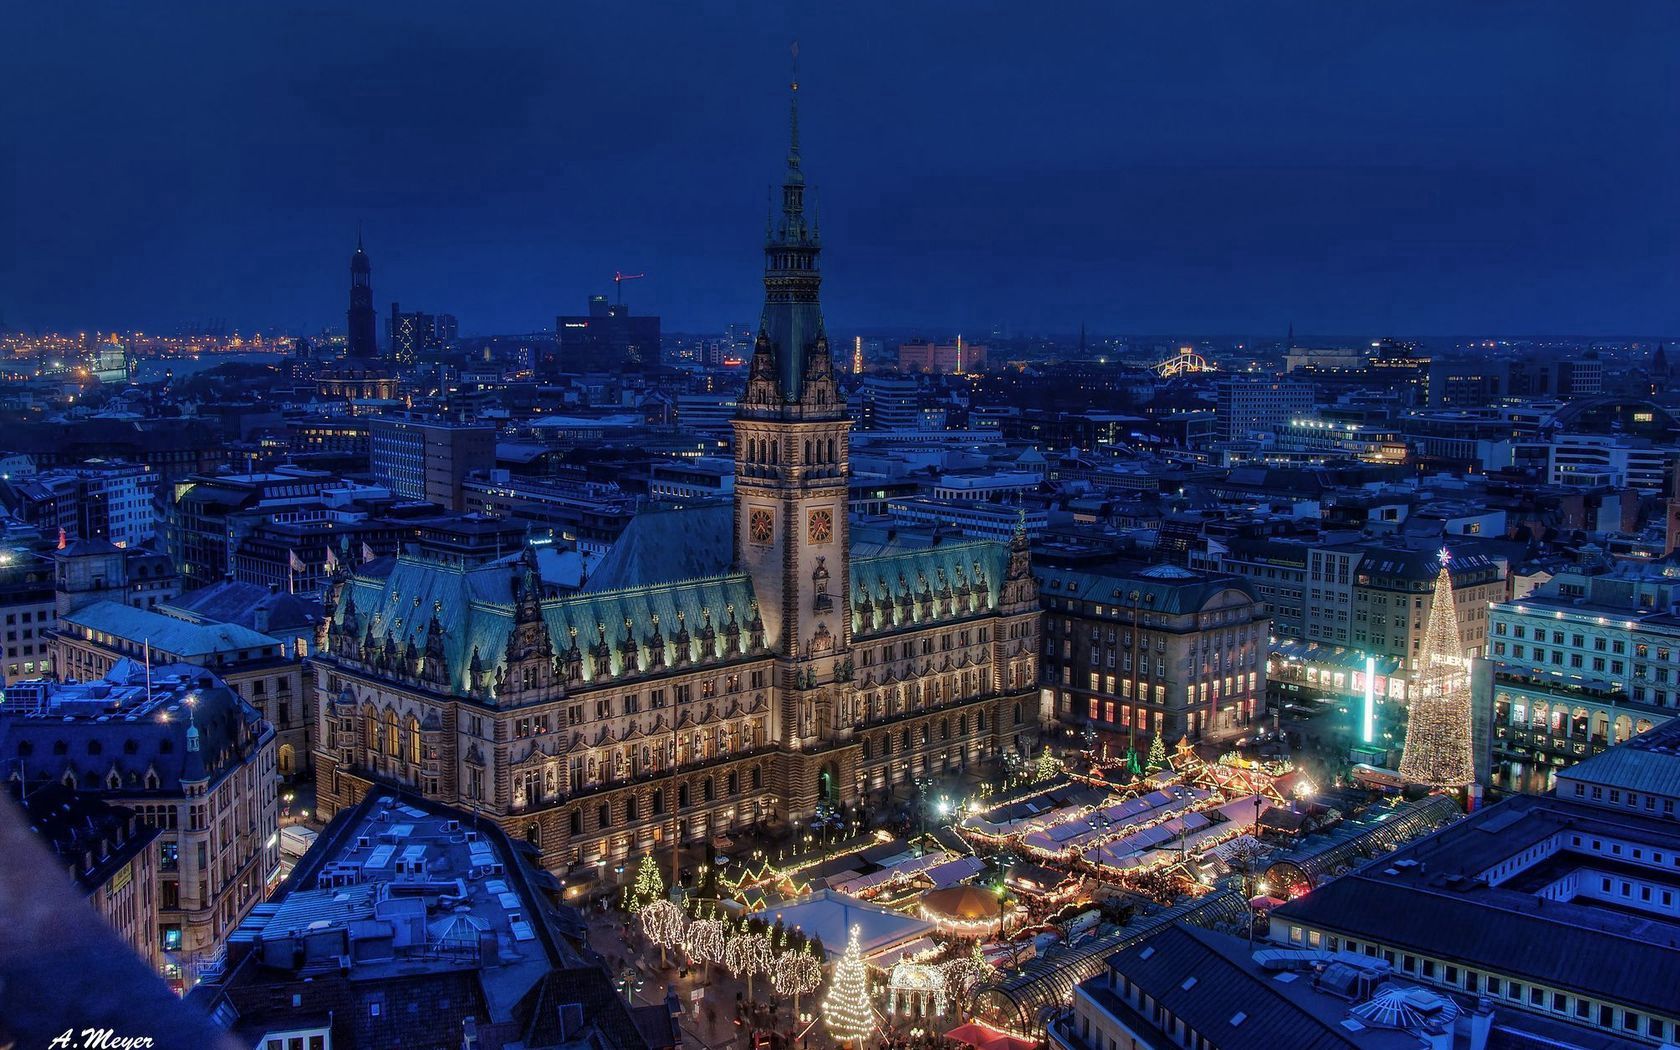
(1271, 792), (1680, 1017)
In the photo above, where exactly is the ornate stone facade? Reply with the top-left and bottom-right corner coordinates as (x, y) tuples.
(309, 82), (1041, 876)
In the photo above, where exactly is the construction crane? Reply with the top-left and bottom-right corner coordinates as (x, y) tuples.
(613, 271), (646, 305)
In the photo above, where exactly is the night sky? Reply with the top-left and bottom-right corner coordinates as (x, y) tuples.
(4, 2), (1678, 338)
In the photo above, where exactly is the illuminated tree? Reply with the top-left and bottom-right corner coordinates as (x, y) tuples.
(725, 923), (773, 999)
(1146, 730), (1167, 771)
(684, 916), (728, 966)
(640, 898), (685, 965)
(823, 925), (875, 1044)
(940, 944), (998, 1017)
(1033, 748), (1061, 782)
(630, 855), (664, 911)
(772, 944), (825, 1020)
(1397, 551), (1476, 788)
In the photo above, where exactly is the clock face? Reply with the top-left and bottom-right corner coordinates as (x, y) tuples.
(808, 508), (833, 544)
(749, 507), (774, 545)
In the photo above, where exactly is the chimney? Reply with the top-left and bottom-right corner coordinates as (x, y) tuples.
(1467, 997), (1494, 1050)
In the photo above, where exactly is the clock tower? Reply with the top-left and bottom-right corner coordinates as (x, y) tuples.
(732, 72), (851, 754)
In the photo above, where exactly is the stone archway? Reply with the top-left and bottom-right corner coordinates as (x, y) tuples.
(818, 762), (841, 807)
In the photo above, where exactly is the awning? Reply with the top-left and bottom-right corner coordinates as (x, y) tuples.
(945, 1021), (1039, 1050)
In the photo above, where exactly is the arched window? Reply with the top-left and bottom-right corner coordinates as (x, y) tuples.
(597, 803), (610, 829)
(525, 823), (541, 848)
(653, 789), (665, 815)
(703, 777), (715, 802)
(804, 440), (812, 464)
(383, 709), (399, 755)
(627, 796), (639, 821)
(1014, 701), (1024, 725)
(679, 783), (691, 808)
(862, 738), (873, 760)
(727, 771), (739, 796)
(569, 810), (582, 835)
(406, 715), (421, 765)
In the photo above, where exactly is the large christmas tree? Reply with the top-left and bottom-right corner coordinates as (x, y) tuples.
(823, 925), (875, 1043)
(1146, 730), (1167, 771)
(1397, 551), (1476, 787)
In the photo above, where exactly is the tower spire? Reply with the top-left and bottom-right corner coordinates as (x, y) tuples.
(788, 40), (800, 174)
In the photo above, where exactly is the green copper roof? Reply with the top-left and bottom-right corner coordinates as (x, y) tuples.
(849, 538), (1010, 639)
(330, 553), (761, 696)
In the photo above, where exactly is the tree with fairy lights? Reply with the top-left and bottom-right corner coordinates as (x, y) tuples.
(724, 922), (772, 999)
(823, 925), (875, 1045)
(772, 944), (825, 1022)
(1146, 730), (1167, 771)
(684, 915), (728, 968)
(640, 898), (685, 966)
(629, 855), (664, 912)
(940, 944), (998, 1018)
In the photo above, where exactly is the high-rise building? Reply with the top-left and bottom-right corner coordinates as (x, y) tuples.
(434, 312), (458, 344)
(553, 295), (661, 373)
(387, 302), (435, 364)
(1214, 378), (1314, 442)
(367, 416), (496, 511)
(347, 235), (378, 359)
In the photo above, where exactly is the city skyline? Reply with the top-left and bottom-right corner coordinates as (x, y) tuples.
(6, 2), (1680, 338)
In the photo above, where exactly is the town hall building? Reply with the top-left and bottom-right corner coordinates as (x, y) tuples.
(309, 84), (1043, 877)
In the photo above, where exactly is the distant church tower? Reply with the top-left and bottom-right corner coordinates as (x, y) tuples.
(732, 70), (850, 751)
(347, 233), (378, 358)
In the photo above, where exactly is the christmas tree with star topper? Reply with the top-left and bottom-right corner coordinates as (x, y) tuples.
(1397, 549), (1476, 788)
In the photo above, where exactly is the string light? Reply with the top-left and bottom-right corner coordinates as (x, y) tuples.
(684, 916), (727, 964)
(724, 925), (771, 978)
(771, 944), (824, 998)
(641, 899), (686, 949)
(630, 855), (664, 912)
(1397, 555), (1476, 787)
(823, 925), (876, 1043)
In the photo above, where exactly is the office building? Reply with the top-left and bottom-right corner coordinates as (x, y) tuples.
(1215, 379), (1314, 442)
(1039, 564), (1267, 745)
(1484, 565), (1680, 775)
(898, 339), (988, 374)
(553, 295), (661, 373)
(1, 543), (56, 685)
(0, 662), (278, 989)
(368, 417), (496, 511)
(387, 303), (436, 364)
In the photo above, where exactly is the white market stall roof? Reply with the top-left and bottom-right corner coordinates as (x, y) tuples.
(751, 889), (935, 962)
